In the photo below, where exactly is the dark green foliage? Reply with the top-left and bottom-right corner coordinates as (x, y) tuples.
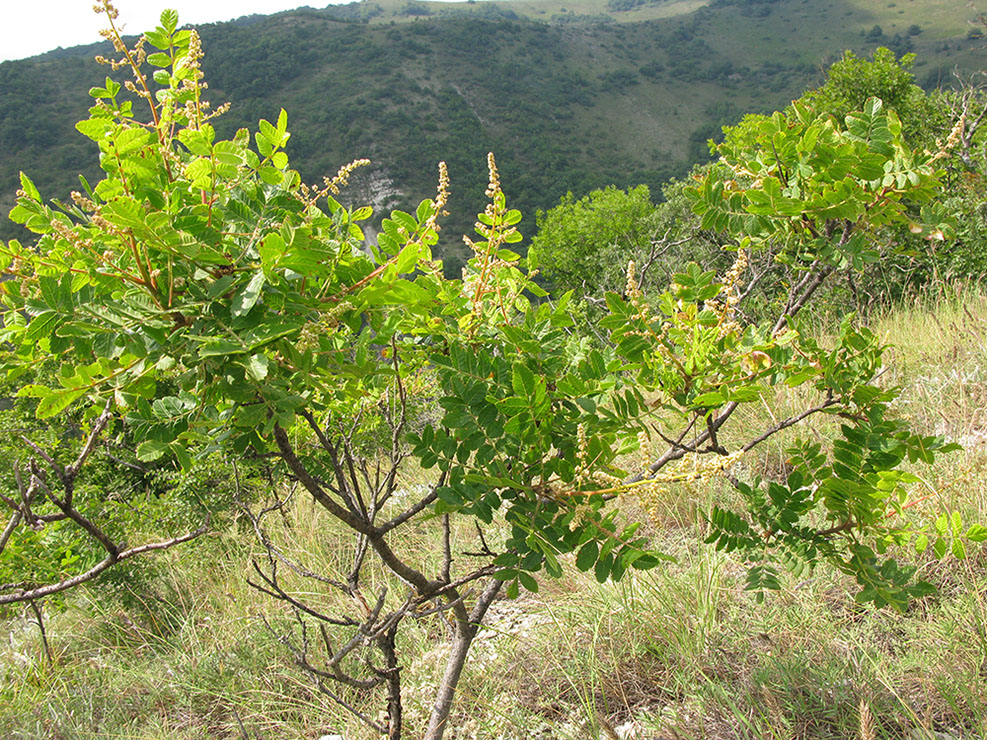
(19, 0), (986, 263)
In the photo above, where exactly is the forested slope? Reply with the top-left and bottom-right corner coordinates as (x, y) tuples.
(0, 0), (982, 268)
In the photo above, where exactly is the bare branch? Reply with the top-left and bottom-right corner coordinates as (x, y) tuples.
(65, 400), (114, 481)
(0, 524), (208, 605)
(741, 394), (838, 452)
(246, 560), (357, 627)
(0, 511), (23, 556)
(273, 423), (375, 536)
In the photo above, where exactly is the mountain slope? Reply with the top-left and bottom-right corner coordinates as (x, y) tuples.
(0, 0), (982, 267)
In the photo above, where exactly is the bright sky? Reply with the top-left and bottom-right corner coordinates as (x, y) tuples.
(1, 1), (329, 63)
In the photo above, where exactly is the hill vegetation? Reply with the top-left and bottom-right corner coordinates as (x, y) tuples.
(0, 0), (983, 269)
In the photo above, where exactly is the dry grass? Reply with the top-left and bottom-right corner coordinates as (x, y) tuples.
(2, 288), (987, 739)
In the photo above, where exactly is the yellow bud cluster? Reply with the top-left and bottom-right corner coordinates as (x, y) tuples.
(421, 162), (451, 237)
(322, 158), (371, 196)
(715, 248), (748, 337)
(575, 423), (589, 484)
(931, 113), (966, 163)
(625, 260), (650, 325)
(484, 152), (501, 199)
(435, 161), (451, 214)
(297, 305), (352, 351)
(637, 430), (652, 467)
(186, 30), (203, 77)
(96, 1), (119, 19)
(632, 449), (745, 521)
(721, 249), (748, 293)
(591, 470), (622, 488)
(50, 219), (95, 253)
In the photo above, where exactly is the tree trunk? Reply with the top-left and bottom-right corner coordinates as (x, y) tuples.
(423, 579), (502, 740)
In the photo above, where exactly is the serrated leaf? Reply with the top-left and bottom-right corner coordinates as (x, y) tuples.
(966, 524), (987, 542)
(19, 172), (40, 202)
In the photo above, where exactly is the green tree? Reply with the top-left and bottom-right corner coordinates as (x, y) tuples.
(528, 184), (658, 295)
(801, 47), (943, 146)
(1, 8), (982, 739)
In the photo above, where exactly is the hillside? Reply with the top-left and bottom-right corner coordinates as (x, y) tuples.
(0, 0), (983, 268)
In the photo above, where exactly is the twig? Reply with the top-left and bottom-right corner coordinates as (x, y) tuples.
(0, 524), (208, 605)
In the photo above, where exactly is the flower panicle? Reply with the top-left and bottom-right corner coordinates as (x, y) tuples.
(931, 113), (966, 162)
(323, 158), (372, 196)
(715, 248), (748, 337)
(633, 449), (746, 521)
(485, 152), (501, 199)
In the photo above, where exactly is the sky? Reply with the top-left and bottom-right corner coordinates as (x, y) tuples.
(0, 1), (329, 63)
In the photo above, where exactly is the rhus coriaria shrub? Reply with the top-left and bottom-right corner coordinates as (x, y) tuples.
(1, 5), (983, 738)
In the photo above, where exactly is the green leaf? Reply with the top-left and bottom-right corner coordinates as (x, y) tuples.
(136, 440), (171, 462)
(160, 8), (179, 33)
(75, 118), (113, 142)
(245, 354), (270, 382)
(198, 339), (246, 358)
(691, 391), (725, 408)
(144, 28), (170, 49)
(24, 311), (60, 342)
(511, 364), (535, 400)
(518, 571), (539, 593)
(966, 524), (987, 543)
(172, 442), (192, 472)
(147, 52), (172, 68)
(35, 388), (85, 418)
(395, 240), (420, 274)
(19, 172), (40, 202)
(576, 541), (599, 571)
(185, 157), (213, 189)
(232, 272), (266, 318)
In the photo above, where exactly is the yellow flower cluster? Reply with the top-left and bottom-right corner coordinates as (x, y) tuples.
(637, 430), (652, 467)
(716, 248), (747, 337)
(297, 301), (354, 350)
(932, 112), (965, 163)
(425, 161), (450, 235)
(466, 153), (508, 250)
(632, 449), (745, 520)
(625, 260), (650, 324)
(484, 151), (501, 199)
(460, 153), (527, 334)
(323, 158), (372, 196)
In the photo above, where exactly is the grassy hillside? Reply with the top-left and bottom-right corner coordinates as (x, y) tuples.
(0, 0), (983, 269)
(2, 285), (986, 739)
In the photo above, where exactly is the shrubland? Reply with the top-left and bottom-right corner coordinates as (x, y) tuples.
(1, 5), (986, 740)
